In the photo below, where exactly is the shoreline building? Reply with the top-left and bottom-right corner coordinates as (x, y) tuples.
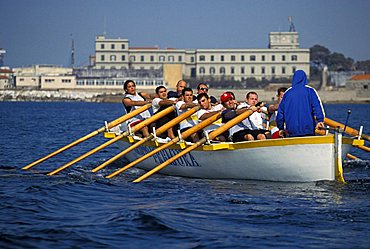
(92, 31), (310, 88)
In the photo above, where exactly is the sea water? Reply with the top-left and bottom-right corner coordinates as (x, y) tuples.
(0, 101), (369, 248)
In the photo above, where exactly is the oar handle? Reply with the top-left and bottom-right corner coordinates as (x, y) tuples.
(324, 117), (370, 141)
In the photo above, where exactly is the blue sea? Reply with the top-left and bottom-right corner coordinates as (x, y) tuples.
(0, 101), (369, 248)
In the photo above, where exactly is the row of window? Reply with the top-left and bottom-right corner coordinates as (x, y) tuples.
(99, 44), (126, 50)
(198, 66), (297, 75)
(76, 79), (165, 86)
(44, 79), (72, 83)
(99, 54), (298, 63)
(199, 54), (298, 62)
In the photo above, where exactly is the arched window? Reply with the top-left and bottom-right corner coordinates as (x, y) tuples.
(220, 67), (226, 74)
(199, 67), (205, 74)
(159, 56), (165, 62)
(110, 55), (116, 61)
(210, 67), (216, 75)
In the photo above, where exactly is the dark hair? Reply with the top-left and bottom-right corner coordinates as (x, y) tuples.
(124, 80), (135, 92)
(155, 85), (166, 95)
(277, 87), (287, 96)
(181, 87), (193, 96)
(196, 83), (207, 90)
(246, 91), (258, 99)
(196, 93), (209, 102)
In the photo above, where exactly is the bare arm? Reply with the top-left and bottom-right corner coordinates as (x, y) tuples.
(122, 97), (149, 107)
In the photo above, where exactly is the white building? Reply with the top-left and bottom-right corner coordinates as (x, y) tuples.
(93, 31), (310, 84)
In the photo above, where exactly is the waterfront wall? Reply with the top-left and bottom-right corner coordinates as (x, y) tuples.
(0, 88), (369, 103)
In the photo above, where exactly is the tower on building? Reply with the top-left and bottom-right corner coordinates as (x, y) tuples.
(0, 48), (6, 67)
(288, 16), (296, 32)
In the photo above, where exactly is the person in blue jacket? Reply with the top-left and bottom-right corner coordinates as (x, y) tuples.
(276, 70), (325, 137)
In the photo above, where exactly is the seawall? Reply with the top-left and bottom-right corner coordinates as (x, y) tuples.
(0, 89), (369, 103)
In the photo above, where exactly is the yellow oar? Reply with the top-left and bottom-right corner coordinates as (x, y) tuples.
(106, 111), (221, 179)
(324, 117), (370, 141)
(357, 145), (370, 153)
(133, 108), (255, 182)
(47, 106), (175, 176)
(22, 104), (152, 170)
(346, 153), (358, 160)
(91, 106), (201, 173)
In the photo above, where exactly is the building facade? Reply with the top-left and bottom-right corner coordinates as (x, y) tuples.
(93, 31), (310, 85)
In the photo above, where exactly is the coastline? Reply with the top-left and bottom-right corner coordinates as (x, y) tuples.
(1, 89), (369, 104)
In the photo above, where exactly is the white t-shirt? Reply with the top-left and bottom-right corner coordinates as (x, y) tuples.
(176, 101), (198, 131)
(151, 97), (162, 114)
(238, 102), (267, 130)
(197, 104), (223, 133)
(123, 93), (151, 124)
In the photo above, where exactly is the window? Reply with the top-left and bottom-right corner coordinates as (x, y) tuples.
(261, 67), (265, 74)
(271, 55), (275, 61)
(199, 55), (205, 61)
(151, 56), (154, 62)
(77, 80), (84, 85)
(250, 55), (256, 61)
(271, 67), (275, 74)
(87, 80), (94, 85)
(231, 67), (235, 74)
(121, 44), (125, 49)
(106, 80), (114, 85)
(130, 56), (136, 62)
(168, 56), (174, 62)
(110, 55), (116, 61)
(364, 85), (368, 89)
(231, 55), (236, 61)
(282, 55), (286, 61)
(111, 44), (115, 49)
(291, 55), (298, 61)
(121, 55), (125, 61)
(191, 57), (195, 63)
(199, 67), (205, 74)
(261, 55), (265, 61)
(241, 67), (245, 74)
(210, 67), (216, 74)
(141, 56), (145, 62)
(220, 67), (226, 74)
(282, 66), (286, 74)
(100, 44), (105, 49)
(241, 55), (245, 61)
(178, 56), (182, 62)
(116, 81), (124, 85)
(221, 55), (224, 61)
(211, 55), (214, 61)
(101, 55), (105, 61)
(97, 80), (105, 86)
(292, 66), (297, 73)
(159, 56), (165, 62)
(251, 67), (255, 74)
(62, 79), (71, 83)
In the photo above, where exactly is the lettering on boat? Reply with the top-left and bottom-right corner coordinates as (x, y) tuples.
(134, 146), (201, 167)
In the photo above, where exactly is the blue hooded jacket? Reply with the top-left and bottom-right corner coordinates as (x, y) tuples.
(276, 70), (325, 137)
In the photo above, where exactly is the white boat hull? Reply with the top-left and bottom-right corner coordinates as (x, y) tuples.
(111, 134), (353, 182)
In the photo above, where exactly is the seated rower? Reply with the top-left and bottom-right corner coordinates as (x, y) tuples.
(168, 80), (187, 100)
(220, 92), (258, 143)
(122, 80), (153, 137)
(193, 83), (218, 105)
(196, 93), (227, 142)
(175, 87), (200, 143)
(267, 87), (287, 138)
(152, 86), (177, 139)
(237, 91), (270, 140)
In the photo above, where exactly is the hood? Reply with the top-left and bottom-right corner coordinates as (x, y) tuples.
(292, 70), (308, 87)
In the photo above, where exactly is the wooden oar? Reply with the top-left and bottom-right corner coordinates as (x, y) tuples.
(106, 111), (222, 179)
(47, 106), (175, 175)
(22, 104), (152, 170)
(91, 106), (201, 173)
(324, 117), (370, 141)
(133, 108), (255, 182)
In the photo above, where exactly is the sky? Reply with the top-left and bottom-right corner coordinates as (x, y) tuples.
(1, 0), (370, 68)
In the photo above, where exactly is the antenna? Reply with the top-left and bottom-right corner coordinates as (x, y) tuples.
(70, 34), (75, 68)
(288, 16), (296, 32)
(103, 16), (107, 36)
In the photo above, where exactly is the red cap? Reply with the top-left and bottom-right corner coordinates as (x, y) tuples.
(220, 92), (233, 103)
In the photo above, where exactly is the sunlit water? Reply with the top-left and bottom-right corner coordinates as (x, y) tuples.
(0, 101), (369, 248)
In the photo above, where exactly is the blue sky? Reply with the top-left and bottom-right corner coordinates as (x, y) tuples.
(1, 0), (369, 68)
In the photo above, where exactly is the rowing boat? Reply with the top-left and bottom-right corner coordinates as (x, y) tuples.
(105, 123), (357, 182)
